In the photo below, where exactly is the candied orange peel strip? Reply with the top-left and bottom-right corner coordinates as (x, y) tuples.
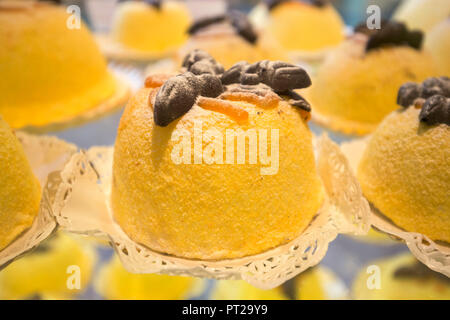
(144, 74), (173, 89)
(219, 91), (280, 109)
(297, 108), (311, 122)
(198, 97), (249, 124)
(147, 88), (159, 109)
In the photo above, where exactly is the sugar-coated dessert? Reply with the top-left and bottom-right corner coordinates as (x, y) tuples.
(353, 254), (450, 300)
(212, 267), (344, 300)
(0, 116), (41, 252)
(425, 19), (450, 76)
(95, 256), (199, 300)
(394, 0), (450, 33)
(111, 0), (191, 54)
(177, 10), (286, 69)
(112, 51), (323, 260)
(260, 0), (345, 52)
(307, 21), (437, 135)
(358, 77), (450, 242)
(0, 232), (96, 300)
(0, 1), (117, 128)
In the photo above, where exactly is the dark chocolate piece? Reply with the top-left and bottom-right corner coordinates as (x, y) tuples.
(419, 95), (450, 126)
(355, 21), (423, 52)
(187, 15), (226, 35)
(398, 77), (450, 107)
(221, 62), (250, 85)
(144, 0), (162, 10)
(222, 60), (311, 92)
(154, 73), (202, 127)
(281, 90), (311, 112)
(187, 11), (258, 44)
(154, 71), (224, 126)
(266, 0), (327, 10)
(182, 49), (224, 75)
(397, 77), (450, 126)
(397, 82), (422, 108)
(197, 73), (224, 98)
(422, 77), (450, 99)
(228, 10), (258, 44)
(394, 260), (450, 284)
(154, 52), (313, 126)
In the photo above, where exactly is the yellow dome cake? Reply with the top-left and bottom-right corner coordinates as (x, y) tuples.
(425, 19), (450, 76)
(112, 51), (324, 260)
(353, 254), (450, 300)
(0, 1), (118, 129)
(307, 21), (437, 135)
(358, 77), (450, 242)
(394, 0), (450, 33)
(212, 267), (346, 300)
(261, 0), (345, 52)
(95, 256), (199, 300)
(0, 232), (96, 300)
(177, 10), (287, 69)
(111, 0), (191, 54)
(0, 116), (41, 252)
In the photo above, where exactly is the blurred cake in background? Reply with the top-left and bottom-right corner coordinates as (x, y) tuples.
(393, 0), (450, 33)
(250, 0), (345, 55)
(111, 0), (191, 55)
(176, 10), (287, 69)
(212, 267), (347, 300)
(0, 116), (41, 252)
(0, 232), (96, 300)
(95, 256), (202, 300)
(353, 254), (450, 300)
(0, 0), (123, 129)
(425, 19), (450, 76)
(306, 21), (437, 135)
(357, 77), (450, 242)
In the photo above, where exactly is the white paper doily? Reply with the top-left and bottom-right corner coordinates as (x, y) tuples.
(341, 138), (450, 278)
(54, 134), (370, 289)
(0, 132), (78, 270)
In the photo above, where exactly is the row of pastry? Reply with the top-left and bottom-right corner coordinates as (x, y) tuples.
(0, 0), (448, 299)
(0, 232), (448, 299)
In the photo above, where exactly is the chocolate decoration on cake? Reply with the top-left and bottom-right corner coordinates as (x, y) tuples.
(182, 49), (225, 75)
(419, 95), (450, 126)
(266, 0), (327, 11)
(397, 77), (450, 126)
(282, 90), (311, 112)
(397, 82), (423, 108)
(154, 72), (224, 126)
(355, 21), (423, 52)
(188, 11), (258, 44)
(187, 15), (226, 35)
(144, 0), (162, 10)
(154, 51), (312, 126)
(222, 60), (312, 92)
(394, 261), (450, 284)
